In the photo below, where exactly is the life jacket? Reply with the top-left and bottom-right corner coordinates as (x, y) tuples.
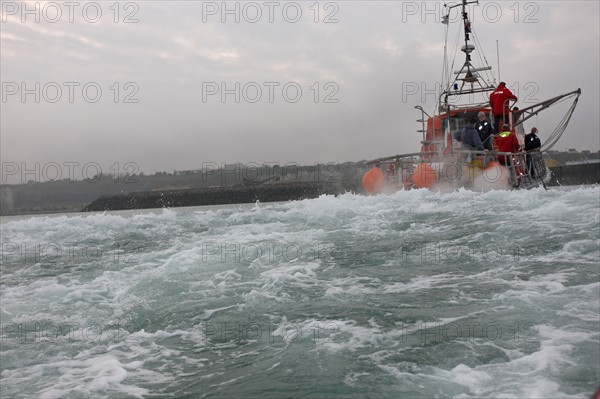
(494, 131), (520, 164)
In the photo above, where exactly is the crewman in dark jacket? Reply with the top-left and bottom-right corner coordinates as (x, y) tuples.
(525, 127), (542, 176)
(461, 118), (485, 152)
(525, 127), (541, 151)
(457, 118), (486, 162)
(476, 111), (495, 150)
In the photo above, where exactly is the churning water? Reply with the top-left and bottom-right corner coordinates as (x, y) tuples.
(1, 186), (599, 398)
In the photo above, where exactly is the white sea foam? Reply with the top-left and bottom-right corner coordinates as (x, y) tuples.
(1, 186), (598, 397)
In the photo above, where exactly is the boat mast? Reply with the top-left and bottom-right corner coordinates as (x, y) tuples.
(440, 0), (494, 112)
(461, 0), (472, 69)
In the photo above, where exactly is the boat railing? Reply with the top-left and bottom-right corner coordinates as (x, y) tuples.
(422, 149), (546, 188)
(367, 149), (547, 189)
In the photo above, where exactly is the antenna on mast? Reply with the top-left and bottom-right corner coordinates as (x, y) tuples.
(496, 40), (501, 82)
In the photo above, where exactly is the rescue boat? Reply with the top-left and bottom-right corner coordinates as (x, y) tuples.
(363, 0), (581, 193)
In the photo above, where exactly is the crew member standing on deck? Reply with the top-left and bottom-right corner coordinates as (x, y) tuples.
(525, 127), (542, 177)
(490, 82), (518, 134)
(460, 118), (486, 162)
(494, 123), (521, 166)
(476, 111), (494, 150)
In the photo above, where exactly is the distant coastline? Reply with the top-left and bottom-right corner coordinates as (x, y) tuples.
(1, 151), (598, 216)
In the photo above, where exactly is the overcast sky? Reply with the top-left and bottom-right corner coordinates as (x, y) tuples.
(1, 0), (599, 181)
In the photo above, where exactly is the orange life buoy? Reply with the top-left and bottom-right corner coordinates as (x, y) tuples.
(362, 167), (385, 194)
(411, 163), (437, 189)
(483, 161), (510, 185)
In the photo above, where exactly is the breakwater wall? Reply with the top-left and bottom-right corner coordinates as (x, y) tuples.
(82, 181), (348, 212)
(547, 164), (600, 186)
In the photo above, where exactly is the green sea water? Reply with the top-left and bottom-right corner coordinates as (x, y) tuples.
(1, 187), (599, 398)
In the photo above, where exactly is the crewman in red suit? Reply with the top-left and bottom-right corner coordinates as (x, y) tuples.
(494, 123), (521, 165)
(489, 82), (518, 133)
